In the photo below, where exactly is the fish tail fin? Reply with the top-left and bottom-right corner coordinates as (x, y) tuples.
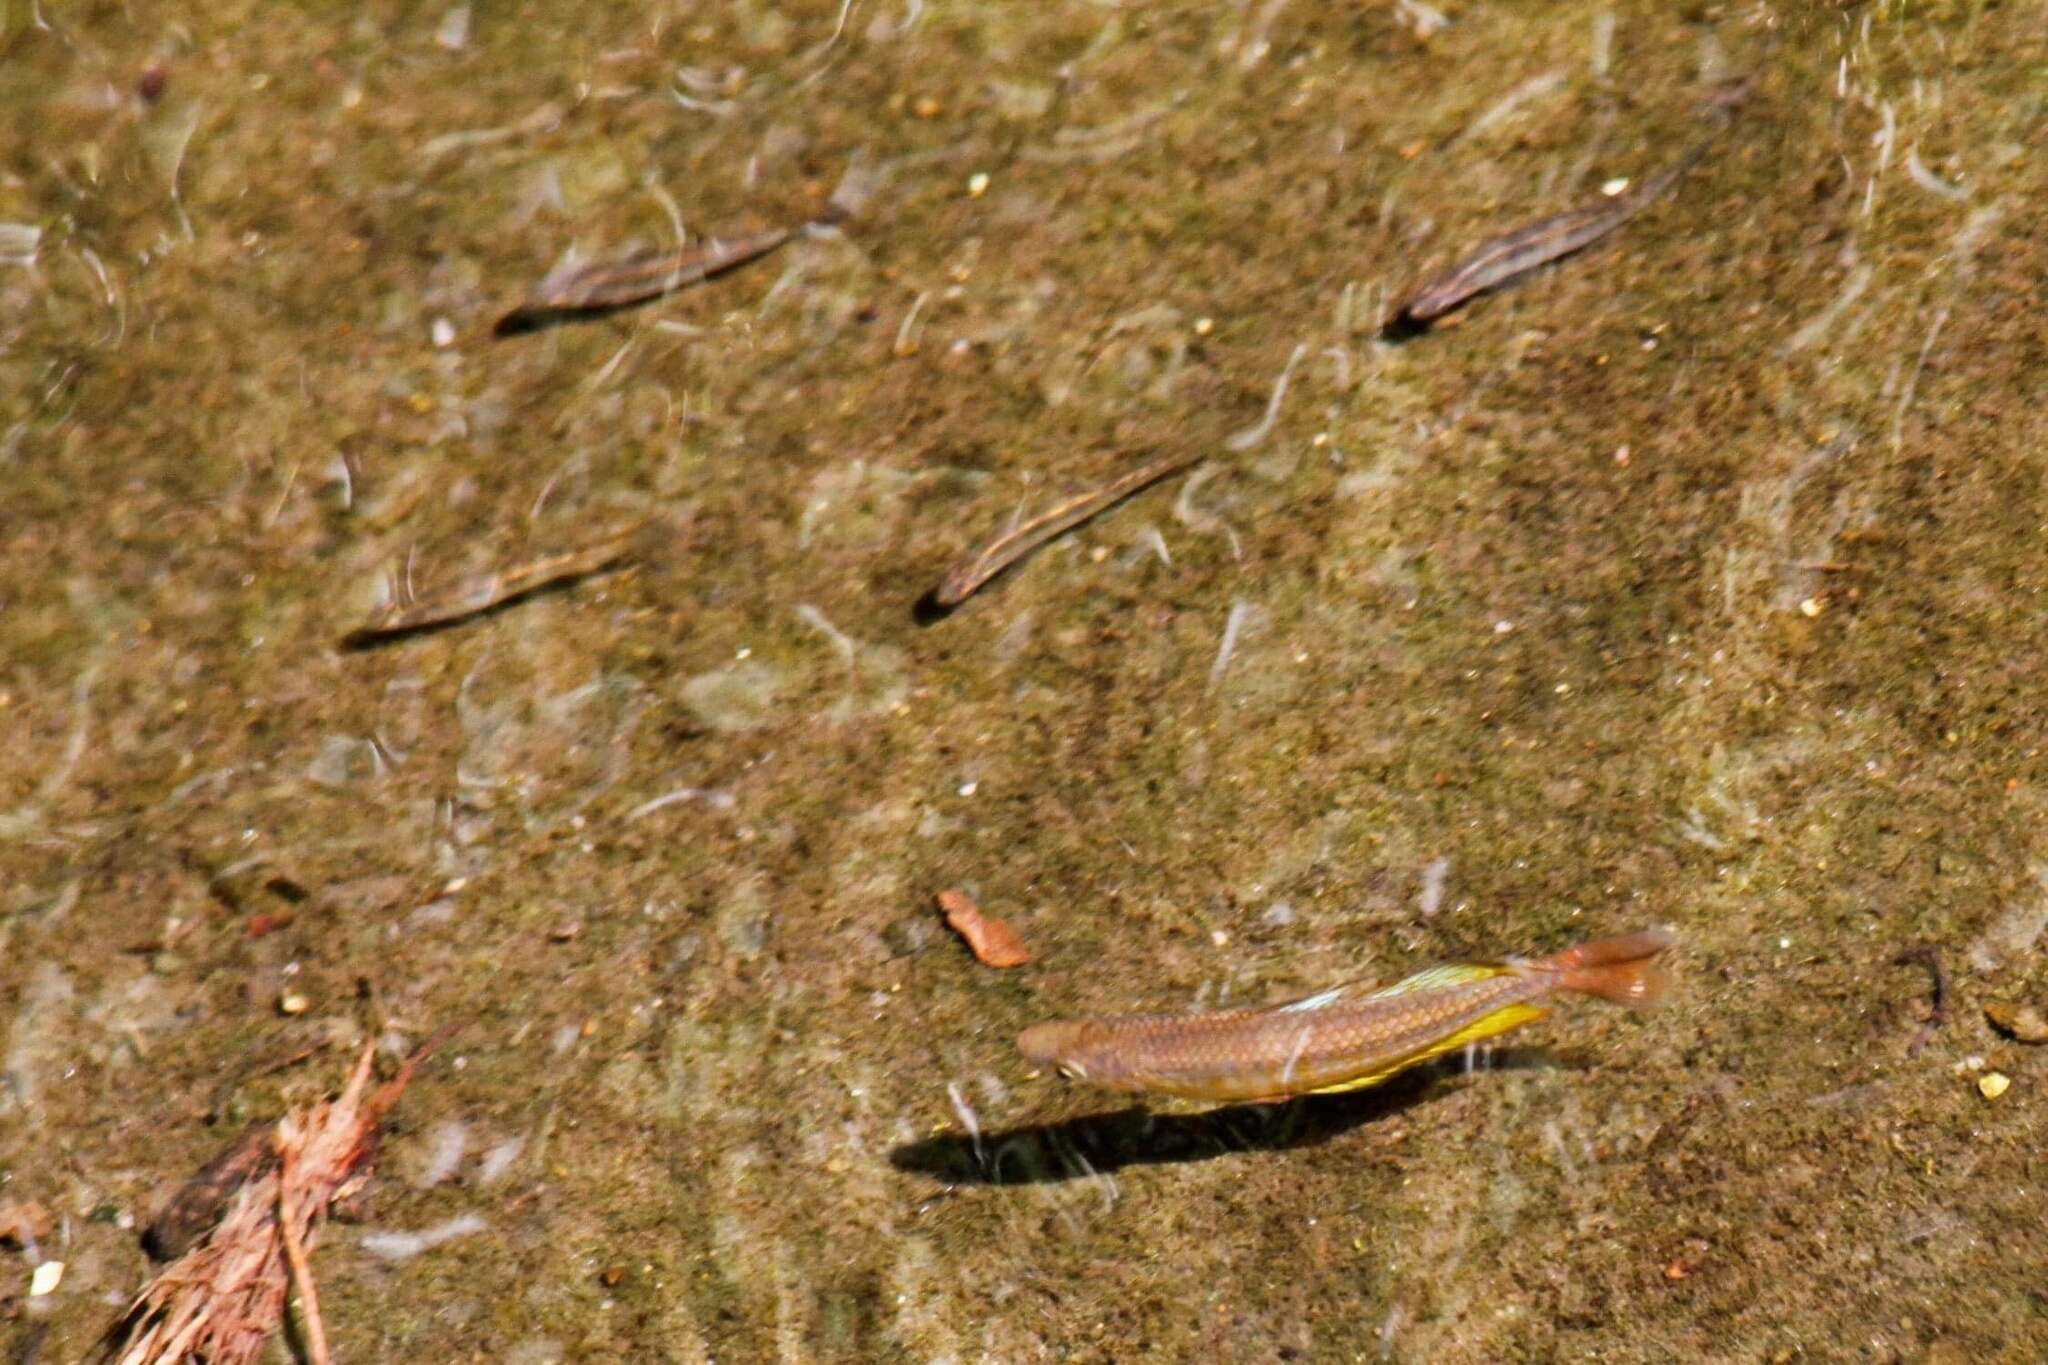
(1535, 927), (1676, 1009)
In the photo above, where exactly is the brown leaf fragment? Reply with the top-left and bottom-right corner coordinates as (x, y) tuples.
(245, 911), (295, 939)
(936, 889), (1031, 968)
(144, 1121), (278, 1262)
(0, 1198), (55, 1248)
(1985, 1001), (2048, 1044)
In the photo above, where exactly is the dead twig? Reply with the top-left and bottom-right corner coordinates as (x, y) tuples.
(106, 1032), (449, 1365)
(276, 1146), (330, 1365)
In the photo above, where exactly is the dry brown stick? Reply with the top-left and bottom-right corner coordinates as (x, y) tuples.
(925, 452), (1202, 610)
(1893, 945), (1948, 1056)
(340, 530), (635, 648)
(274, 1147), (330, 1365)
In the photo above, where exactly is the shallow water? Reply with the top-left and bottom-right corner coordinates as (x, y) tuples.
(4, 1), (2046, 1359)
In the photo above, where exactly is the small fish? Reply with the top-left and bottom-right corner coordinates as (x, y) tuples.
(925, 452), (1202, 612)
(1017, 927), (1675, 1104)
(340, 529), (636, 648)
(1387, 140), (1716, 332)
(494, 226), (801, 335)
(495, 153), (877, 335)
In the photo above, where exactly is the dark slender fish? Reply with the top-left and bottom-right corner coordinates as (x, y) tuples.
(495, 226), (802, 335)
(1018, 928), (1674, 1104)
(1388, 138), (1716, 331)
(927, 452), (1203, 610)
(495, 155), (876, 335)
(340, 529), (635, 648)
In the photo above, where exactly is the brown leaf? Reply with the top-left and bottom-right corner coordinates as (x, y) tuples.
(936, 889), (1031, 968)
(144, 1121), (277, 1262)
(1986, 1001), (2048, 1044)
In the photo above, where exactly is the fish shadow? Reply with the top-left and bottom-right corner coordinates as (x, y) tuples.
(1376, 310), (1436, 342)
(910, 587), (957, 626)
(493, 299), (652, 337)
(890, 1047), (1566, 1186)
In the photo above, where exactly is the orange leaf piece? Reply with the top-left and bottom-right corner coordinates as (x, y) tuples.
(936, 889), (1031, 969)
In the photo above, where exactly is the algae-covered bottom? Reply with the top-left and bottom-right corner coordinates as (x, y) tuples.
(3, 0), (2046, 1360)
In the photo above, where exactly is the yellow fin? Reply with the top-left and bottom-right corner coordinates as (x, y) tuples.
(1304, 1001), (1548, 1095)
(1368, 962), (1510, 999)
(1276, 962), (1508, 1015)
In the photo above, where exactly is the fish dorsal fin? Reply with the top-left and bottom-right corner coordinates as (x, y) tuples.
(1274, 961), (1507, 1015)
(1371, 962), (1508, 997)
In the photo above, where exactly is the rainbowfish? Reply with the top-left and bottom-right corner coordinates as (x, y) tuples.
(1016, 927), (1674, 1104)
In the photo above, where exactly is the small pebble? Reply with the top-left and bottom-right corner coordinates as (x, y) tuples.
(1978, 1071), (2010, 1101)
(29, 1260), (63, 1296)
(279, 990), (311, 1015)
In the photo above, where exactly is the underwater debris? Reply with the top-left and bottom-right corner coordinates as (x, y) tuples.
(1985, 1001), (2048, 1044)
(107, 1038), (442, 1365)
(0, 1198), (54, 1248)
(1223, 343), (1307, 453)
(936, 889), (1031, 968)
